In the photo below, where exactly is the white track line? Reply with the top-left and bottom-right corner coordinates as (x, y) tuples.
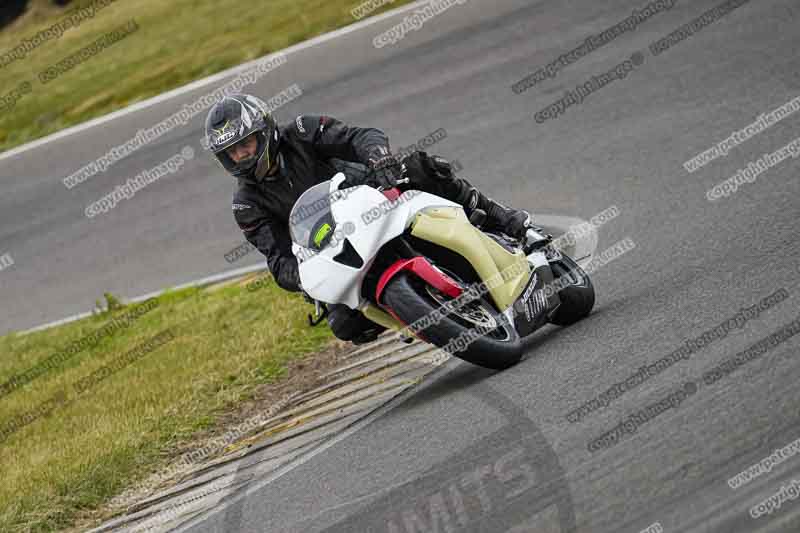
(18, 262), (267, 335)
(18, 215), (597, 335)
(0, 0), (430, 162)
(18, 216), (595, 336)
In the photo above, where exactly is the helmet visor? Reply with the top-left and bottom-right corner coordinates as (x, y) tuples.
(213, 131), (267, 177)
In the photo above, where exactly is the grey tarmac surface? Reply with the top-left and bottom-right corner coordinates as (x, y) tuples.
(3, 0), (800, 531)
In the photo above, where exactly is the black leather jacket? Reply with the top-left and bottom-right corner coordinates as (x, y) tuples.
(231, 115), (390, 291)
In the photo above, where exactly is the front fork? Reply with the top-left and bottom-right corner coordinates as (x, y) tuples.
(505, 247), (562, 336)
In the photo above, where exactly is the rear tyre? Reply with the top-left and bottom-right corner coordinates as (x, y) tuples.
(548, 254), (595, 326)
(381, 271), (523, 370)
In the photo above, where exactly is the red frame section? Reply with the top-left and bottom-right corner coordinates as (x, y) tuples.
(381, 187), (402, 201)
(375, 257), (463, 305)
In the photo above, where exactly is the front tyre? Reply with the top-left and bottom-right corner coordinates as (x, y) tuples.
(381, 272), (523, 370)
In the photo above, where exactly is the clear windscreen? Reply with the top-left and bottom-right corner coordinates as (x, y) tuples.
(288, 180), (337, 251)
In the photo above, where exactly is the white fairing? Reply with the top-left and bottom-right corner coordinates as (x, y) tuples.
(291, 173), (459, 309)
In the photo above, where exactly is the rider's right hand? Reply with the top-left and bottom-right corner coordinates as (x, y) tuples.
(365, 154), (403, 190)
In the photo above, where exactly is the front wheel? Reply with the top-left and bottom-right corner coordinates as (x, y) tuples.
(381, 271), (523, 370)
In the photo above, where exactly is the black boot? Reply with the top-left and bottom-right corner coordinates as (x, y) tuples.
(472, 189), (532, 240)
(447, 180), (533, 240)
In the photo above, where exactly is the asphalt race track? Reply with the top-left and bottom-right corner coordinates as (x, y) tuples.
(3, 0), (800, 531)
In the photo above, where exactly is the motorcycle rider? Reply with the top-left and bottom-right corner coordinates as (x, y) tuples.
(205, 94), (539, 344)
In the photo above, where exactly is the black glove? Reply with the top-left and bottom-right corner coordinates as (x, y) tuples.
(365, 154), (403, 190)
(422, 154), (454, 181)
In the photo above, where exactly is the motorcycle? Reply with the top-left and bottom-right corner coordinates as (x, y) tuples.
(289, 172), (595, 370)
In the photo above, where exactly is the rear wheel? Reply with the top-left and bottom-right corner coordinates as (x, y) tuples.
(548, 254), (595, 326)
(381, 270), (523, 370)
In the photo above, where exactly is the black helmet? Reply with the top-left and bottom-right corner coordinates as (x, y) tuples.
(204, 94), (280, 181)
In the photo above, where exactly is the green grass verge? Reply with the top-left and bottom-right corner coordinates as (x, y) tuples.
(0, 276), (334, 532)
(0, 0), (414, 152)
